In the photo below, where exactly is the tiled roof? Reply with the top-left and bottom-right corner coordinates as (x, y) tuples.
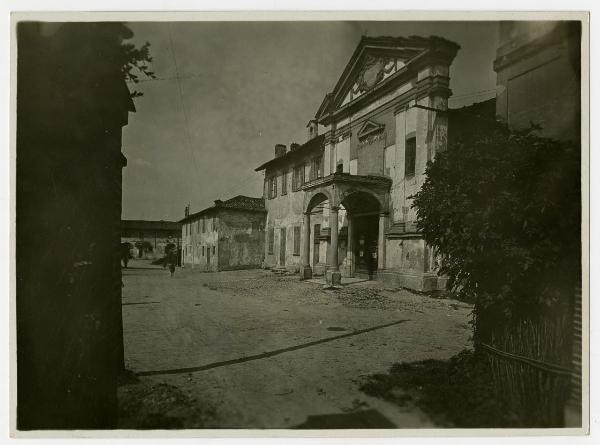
(179, 195), (265, 223)
(218, 195), (266, 211)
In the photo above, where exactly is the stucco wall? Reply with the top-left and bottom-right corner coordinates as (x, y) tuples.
(218, 209), (266, 270)
(181, 215), (219, 271)
(495, 22), (580, 142)
(264, 170), (306, 270)
(182, 209), (266, 271)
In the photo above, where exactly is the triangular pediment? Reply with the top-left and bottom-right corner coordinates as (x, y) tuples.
(356, 119), (385, 141)
(338, 54), (410, 108)
(314, 36), (460, 121)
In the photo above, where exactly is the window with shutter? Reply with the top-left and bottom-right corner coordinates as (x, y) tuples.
(313, 156), (323, 179)
(268, 228), (275, 254)
(293, 226), (301, 255)
(405, 136), (416, 177)
(281, 171), (288, 195)
(292, 166), (303, 192)
(268, 176), (278, 199)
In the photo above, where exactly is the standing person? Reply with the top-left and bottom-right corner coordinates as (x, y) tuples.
(120, 242), (131, 268)
(164, 237), (177, 277)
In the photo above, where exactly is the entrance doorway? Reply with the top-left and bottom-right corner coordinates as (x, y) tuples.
(352, 214), (379, 280)
(341, 192), (382, 281)
(280, 227), (286, 266)
(313, 223), (320, 267)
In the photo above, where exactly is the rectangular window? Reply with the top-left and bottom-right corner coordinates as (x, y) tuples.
(292, 165), (304, 191)
(405, 136), (416, 177)
(292, 167), (298, 191)
(202, 217), (206, 233)
(268, 228), (274, 254)
(312, 156), (323, 180)
(202, 246), (205, 256)
(281, 171), (288, 195)
(212, 216), (217, 231)
(212, 246), (216, 255)
(268, 176), (277, 199)
(293, 226), (301, 255)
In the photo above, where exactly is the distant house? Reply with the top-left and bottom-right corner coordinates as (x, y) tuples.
(121, 220), (181, 259)
(179, 195), (266, 271)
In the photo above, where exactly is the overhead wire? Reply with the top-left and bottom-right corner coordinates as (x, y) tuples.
(167, 24), (203, 203)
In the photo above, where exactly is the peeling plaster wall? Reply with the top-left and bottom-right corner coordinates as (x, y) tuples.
(218, 210), (266, 270)
(182, 216), (219, 271)
(264, 166), (310, 270)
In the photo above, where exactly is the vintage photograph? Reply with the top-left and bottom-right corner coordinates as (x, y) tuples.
(13, 13), (587, 433)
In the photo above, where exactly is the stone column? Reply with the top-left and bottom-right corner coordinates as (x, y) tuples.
(326, 205), (342, 286)
(300, 212), (312, 279)
(378, 212), (388, 271)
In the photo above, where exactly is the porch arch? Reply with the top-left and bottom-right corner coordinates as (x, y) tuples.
(304, 188), (335, 213)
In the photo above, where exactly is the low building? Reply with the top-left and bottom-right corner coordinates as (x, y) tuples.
(121, 220), (181, 259)
(180, 195), (266, 271)
(255, 35), (460, 290)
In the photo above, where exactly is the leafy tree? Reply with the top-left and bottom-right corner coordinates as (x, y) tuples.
(411, 123), (580, 340)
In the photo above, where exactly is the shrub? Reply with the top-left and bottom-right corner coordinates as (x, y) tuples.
(411, 123), (580, 340)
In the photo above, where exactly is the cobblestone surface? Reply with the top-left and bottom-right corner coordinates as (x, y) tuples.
(120, 259), (472, 428)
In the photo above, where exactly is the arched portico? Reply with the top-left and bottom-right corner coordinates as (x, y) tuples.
(300, 172), (391, 285)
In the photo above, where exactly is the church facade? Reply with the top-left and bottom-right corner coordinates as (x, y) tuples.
(255, 36), (460, 290)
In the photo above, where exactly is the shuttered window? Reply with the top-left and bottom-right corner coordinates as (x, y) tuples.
(405, 136), (416, 177)
(293, 226), (301, 255)
(281, 171), (288, 195)
(313, 156), (323, 179)
(268, 228), (274, 254)
(268, 176), (277, 199)
(292, 165), (304, 191)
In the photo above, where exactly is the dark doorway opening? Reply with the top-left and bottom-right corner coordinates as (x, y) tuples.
(312, 223), (320, 267)
(352, 214), (379, 280)
(280, 227), (287, 266)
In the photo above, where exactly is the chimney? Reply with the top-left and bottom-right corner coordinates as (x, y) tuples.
(214, 199), (223, 206)
(307, 119), (319, 140)
(275, 144), (287, 158)
(290, 142), (301, 152)
(184, 204), (190, 217)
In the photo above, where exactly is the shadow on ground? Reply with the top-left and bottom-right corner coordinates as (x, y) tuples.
(294, 409), (396, 429)
(358, 349), (522, 428)
(118, 374), (216, 429)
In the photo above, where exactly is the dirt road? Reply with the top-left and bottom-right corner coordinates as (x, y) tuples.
(119, 259), (472, 428)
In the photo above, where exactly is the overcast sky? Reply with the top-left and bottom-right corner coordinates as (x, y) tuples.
(122, 21), (499, 222)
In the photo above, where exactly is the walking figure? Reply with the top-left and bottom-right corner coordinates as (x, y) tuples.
(164, 237), (177, 277)
(121, 242), (132, 268)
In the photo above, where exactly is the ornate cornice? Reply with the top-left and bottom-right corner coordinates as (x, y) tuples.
(302, 172), (392, 193)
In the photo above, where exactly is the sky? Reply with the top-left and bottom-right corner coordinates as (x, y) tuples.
(121, 21), (499, 222)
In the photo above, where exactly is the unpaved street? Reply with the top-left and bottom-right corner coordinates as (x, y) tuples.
(120, 259), (472, 428)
